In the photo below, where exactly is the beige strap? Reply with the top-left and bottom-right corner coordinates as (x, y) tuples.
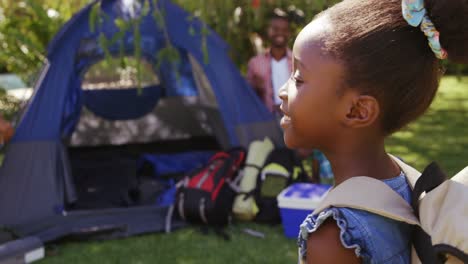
(313, 156), (422, 226)
(313, 176), (420, 225)
(452, 166), (468, 185)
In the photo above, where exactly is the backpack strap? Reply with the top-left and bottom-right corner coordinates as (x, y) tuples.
(452, 165), (468, 185)
(411, 162), (447, 218)
(312, 176), (420, 225)
(408, 162), (448, 264)
(313, 155), (421, 225)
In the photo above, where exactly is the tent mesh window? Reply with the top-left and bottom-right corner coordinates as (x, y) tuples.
(82, 57), (160, 90)
(70, 53), (223, 148)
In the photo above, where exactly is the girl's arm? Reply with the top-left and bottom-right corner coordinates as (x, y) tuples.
(306, 219), (361, 264)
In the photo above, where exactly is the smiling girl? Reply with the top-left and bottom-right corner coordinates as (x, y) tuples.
(278, 0), (468, 263)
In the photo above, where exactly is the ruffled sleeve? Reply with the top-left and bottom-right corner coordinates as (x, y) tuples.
(297, 207), (371, 262)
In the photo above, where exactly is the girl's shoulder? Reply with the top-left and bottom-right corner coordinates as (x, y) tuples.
(298, 174), (413, 263)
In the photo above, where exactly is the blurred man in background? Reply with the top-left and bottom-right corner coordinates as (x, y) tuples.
(247, 8), (292, 113)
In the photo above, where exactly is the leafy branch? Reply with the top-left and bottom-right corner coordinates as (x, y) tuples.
(88, 0), (206, 90)
(152, 0), (180, 79)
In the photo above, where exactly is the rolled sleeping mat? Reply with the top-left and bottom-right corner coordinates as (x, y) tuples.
(233, 137), (274, 220)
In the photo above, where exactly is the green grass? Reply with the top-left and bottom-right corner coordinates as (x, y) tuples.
(386, 76), (468, 176)
(39, 223), (298, 264)
(37, 76), (468, 264)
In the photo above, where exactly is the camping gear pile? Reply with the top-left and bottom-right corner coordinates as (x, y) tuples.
(172, 137), (327, 236)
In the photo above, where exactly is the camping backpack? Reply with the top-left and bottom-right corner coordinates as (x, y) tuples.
(176, 148), (246, 226)
(312, 156), (468, 264)
(254, 148), (307, 224)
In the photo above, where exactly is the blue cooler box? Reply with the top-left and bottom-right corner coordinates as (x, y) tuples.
(277, 183), (331, 238)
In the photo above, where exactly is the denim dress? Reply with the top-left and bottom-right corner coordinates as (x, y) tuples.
(298, 173), (413, 264)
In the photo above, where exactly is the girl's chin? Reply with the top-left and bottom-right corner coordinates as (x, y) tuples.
(283, 133), (300, 149)
(283, 133), (316, 150)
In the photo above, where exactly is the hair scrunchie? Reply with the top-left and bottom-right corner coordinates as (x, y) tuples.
(402, 0), (448, 60)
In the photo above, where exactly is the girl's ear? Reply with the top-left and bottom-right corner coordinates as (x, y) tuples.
(343, 95), (380, 128)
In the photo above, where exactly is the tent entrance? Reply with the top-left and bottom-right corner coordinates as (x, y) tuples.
(67, 137), (220, 211)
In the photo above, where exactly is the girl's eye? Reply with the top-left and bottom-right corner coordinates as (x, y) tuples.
(291, 71), (304, 84)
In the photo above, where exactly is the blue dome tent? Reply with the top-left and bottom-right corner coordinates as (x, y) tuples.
(0, 0), (282, 242)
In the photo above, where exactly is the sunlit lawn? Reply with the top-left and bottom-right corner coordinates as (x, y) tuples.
(386, 76), (468, 176)
(36, 76), (468, 264)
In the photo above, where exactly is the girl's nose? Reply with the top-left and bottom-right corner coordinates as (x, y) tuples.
(279, 82), (288, 101)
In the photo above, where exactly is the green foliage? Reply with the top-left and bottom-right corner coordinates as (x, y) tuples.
(89, 3), (100, 33)
(0, 0), (341, 83)
(0, 0), (91, 84)
(151, 0), (181, 68)
(0, 88), (21, 121)
(87, 0), (185, 89)
(1, 0), (466, 83)
(156, 47), (180, 70)
(173, 0), (341, 72)
(442, 61), (468, 78)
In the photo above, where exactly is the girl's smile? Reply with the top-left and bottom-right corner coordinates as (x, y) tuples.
(279, 114), (291, 129)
